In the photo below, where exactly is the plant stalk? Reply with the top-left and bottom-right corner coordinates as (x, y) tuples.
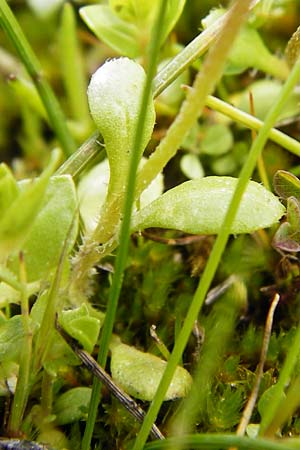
(8, 253), (32, 435)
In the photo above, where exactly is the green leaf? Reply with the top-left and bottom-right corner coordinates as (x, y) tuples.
(7, 174), (78, 282)
(79, 5), (140, 58)
(109, 0), (155, 26)
(54, 387), (92, 425)
(180, 154), (204, 179)
(87, 58), (155, 197)
(0, 315), (29, 362)
(286, 24), (300, 68)
(202, 9), (288, 78)
(0, 150), (60, 260)
(80, 0), (186, 58)
(162, 0), (187, 44)
(8, 76), (47, 120)
(131, 177), (285, 235)
(286, 197), (300, 231)
(37, 429), (69, 450)
(201, 124), (233, 156)
(32, 294), (80, 372)
(110, 342), (192, 401)
(227, 25), (277, 75)
(232, 79), (300, 123)
(272, 197), (300, 252)
(273, 170), (300, 200)
(258, 384), (286, 420)
(110, 0), (187, 46)
(0, 163), (19, 215)
(59, 304), (101, 353)
(272, 222), (300, 253)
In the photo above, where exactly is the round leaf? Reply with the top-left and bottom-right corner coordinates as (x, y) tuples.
(201, 124), (233, 156)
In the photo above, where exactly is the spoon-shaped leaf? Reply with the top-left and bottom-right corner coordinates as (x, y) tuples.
(87, 58), (155, 184)
(131, 177), (285, 235)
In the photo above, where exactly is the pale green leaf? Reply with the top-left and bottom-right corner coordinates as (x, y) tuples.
(7, 175), (78, 282)
(0, 315), (34, 362)
(202, 9), (287, 77)
(162, 0), (187, 44)
(232, 79), (300, 123)
(110, 342), (192, 401)
(131, 177), (285, 235)
(180, 154), (204, 179)
(258, 385), (286, 420)
(201, 124), (233, 156)
(59, 304), (101, 354)
(109, 0), (155, 24)
(54, 387), (91, 425)
(79, 5), (140, 58)
(0, 150), (60, 259)
(0, 163), (19, 215)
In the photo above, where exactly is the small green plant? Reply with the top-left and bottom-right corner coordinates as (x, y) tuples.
(1, 1), (300, 449)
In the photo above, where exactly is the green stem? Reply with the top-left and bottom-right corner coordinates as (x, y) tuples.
(0, 0), (76, 157)
(80, 3), (169, 450)
(205, 95), (300, 157)
(132, 4), (300, 449)
(32, 277), (61, 374)
(56, 131), (103, 179)
(144, 434), (295, 450)
(8, 253), (32, 434)
(40, 371), (54, 417)
(32, 218), (76, 373)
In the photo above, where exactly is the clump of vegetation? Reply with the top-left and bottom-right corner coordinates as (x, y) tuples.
(1, 1), (300, 449)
